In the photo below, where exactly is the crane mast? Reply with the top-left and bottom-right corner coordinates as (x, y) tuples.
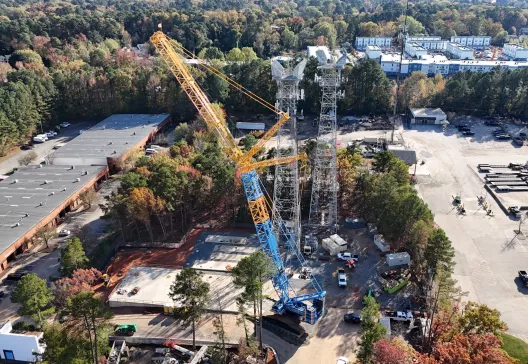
(151, 31), (325, 323)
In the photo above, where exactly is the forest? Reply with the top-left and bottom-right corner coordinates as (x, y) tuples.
(2, 0), (528, 154)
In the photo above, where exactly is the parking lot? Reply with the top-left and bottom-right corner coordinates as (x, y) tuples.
(400, 121), (528, 340)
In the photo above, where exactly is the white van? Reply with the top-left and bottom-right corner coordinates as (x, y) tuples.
(145, 148), (159, 155)
(33, 134), (48, 143)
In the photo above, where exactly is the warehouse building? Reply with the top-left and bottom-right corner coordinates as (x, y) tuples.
(52, 114), (170, 171)
(0, 165), (108, 272)
(355, 37), (392, 51)
(409, 108), (447, 125)
(502, 43), (528, 61)
(450, 36), (491, 49)
(446, 42), (474, 60)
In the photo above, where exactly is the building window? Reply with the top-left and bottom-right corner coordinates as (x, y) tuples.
(4, 350), (15, 360)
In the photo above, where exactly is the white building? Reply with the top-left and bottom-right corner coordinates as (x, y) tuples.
(307, 46), (331, 60)
(446, 42), (474, 60)
(503, 43), (528, 61)
(407, 36), (442, 41)
(0, 320), (45, 362)
(365, 45), (382, 60)
(407, 39), (447, 51)
(450, 36), (491, 49)
(405, 42), (428, 59)
(409, 108), (447, 125)
(355, 37), (392, 51)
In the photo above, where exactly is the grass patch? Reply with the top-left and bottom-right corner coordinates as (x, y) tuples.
(500, 332), (528, 363)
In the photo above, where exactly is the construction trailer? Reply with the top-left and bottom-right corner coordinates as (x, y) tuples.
(374, 234), (390, 252)
(386, 252), (411, 267)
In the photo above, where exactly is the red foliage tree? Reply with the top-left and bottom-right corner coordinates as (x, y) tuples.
(52, 268), (102, 306)
(433, 334), (516, 364)
(372, 338), (416, 364)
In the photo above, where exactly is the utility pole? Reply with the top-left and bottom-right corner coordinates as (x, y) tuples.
(271, 59), (306, 250)
(309, 49), (346, 231)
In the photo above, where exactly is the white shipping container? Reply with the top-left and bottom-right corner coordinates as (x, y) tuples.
(330, 234), (347, 247)
(386, 252), (411, 267)
(374, 234), (390, 252)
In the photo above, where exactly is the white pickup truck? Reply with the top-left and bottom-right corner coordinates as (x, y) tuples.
(384, 311), (414, 321)
(337, 268), (347, 288)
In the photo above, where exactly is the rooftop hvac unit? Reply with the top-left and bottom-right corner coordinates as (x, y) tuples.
(13, 179), (18, 183)
(75, 178), (80, 182)
(12, 222), (20, 227)
(44, 180), (51, 184)
(49, 192), (55, 195)
(62, 188), (67, 191)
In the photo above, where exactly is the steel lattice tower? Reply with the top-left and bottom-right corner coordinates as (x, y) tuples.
(309, 50), (346, 230)
(271, 59), (306, 247)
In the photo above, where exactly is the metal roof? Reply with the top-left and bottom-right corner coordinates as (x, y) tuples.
(0, 165), (106, 256)
(410, 108), (446, 118)
(51, 114), (169, 162)
(387, 147), (418, 165)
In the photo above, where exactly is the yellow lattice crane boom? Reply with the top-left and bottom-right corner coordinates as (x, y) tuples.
(150, 31), (302, 172)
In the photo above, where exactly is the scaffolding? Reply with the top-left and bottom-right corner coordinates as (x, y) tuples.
(271, 59), (306, 248)
(309, 50), (346, 230)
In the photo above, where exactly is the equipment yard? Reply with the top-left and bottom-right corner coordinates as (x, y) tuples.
(394, 121), (528, 340)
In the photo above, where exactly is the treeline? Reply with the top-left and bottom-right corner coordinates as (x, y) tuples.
(400, 68), (528, 119)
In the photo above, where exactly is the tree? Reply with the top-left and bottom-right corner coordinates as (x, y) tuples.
(241, 47), (257, 61)
(67, 292), (113, 364)
(53, 268), (102, 309)
(425, 229), (455, 272)
(359, 22), (381, 37)
(397, 16), (425, 36)
(313, 22), (337, 48)
(232, 251), (273, 351)
(35, 224), (57, 249)
(79, 188), (98, 210)
(458, 302), (507, 335)
(240, 134), (257, 151)
(9, 50), (44, 69)
(373, 337), (417, 364)
(358, 296), (387, 363)
(18, 151), (37, 166)
(42, 323), (88, 364)
(168, 268), (210, 350)
(11, 273), (54, 323)
(60, 237), (89, 276)
(198, 47), (225, 61)
(226, 48), (245, 62)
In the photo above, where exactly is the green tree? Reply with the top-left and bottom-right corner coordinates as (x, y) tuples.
(281, 26), (298, 50)
(226, 48), (245, 62)
(60, 237), (89, 276)
(198, 47), (225, 61)
(11, 273), (54, 323)
(397, 16), (425, 36)
(168, 268), (210, 350)
(8, 49), (44, 69)
(232, 251), (273, 351)
(67, 292), (113, 364)
(240, 134), (257, 151)
(359, 296), (387, 363)
(241, 47), (258, 61)
(313, 22), (337, 47)
(42, 323), (88, 364)
(425, 229), (455, 272)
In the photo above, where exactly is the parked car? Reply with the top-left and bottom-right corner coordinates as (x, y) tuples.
(60, 122), (71, 128)
(45, 131), (57, 138)
(519, 271), (528, 287)
(20, 145), (34, 150)
(33, 134), (48, 143)
(336, 357), (350, 364)
(513, 137), (524, 146)
(337, 252), (359, 261)
(337, 268), (347, 288)
(496, 135), (511, 140)
(462, 131), (475, 136)
(58, 229), (71, 237)
(343, 312), (361, 324)
(145, 148), (159, 155)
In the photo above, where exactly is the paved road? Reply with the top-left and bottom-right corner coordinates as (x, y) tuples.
(0, 121), (97, 175)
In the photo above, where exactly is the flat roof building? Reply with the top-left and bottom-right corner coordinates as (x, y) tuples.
(52, 114), (170, 170)
(365, 45), (382, 60)
(503, 43), (528, 61)
(355, 37), (392, 51)
(446, 42), (474, 60)
(0, 165), (107, 272)
(0, 320), (45, 362)
(409, 108), (447, 125)
(405, 42), (428, 59)
(450, 36), (491, 49)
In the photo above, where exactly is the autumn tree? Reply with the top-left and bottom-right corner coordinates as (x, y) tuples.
(35, 225), (57, 249)
(53, 268), (102, 309)
(128, 187), (167, 240)
(458, 302), (507, 335)
(79, 188), (98, 210)
(18, 151), (38, 166)
(11, 273), (54, 324)
(168, 268), (210, 350)
(373, 337), (417, 364)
